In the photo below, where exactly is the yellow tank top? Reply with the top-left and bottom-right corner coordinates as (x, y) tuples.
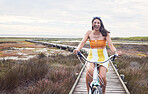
(89, 40), (106, 48)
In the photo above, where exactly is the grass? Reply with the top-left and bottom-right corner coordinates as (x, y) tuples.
(0, 58), (48, 92)
(0, 53), (81, 94)
(113, 44), (148, 53)
(112, 36), (148, 41)
(0, 37), (41, 41)
(25, 68), (76, 94)
(114, 55), (148, 94)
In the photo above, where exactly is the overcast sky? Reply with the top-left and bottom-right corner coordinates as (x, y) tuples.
(0, 0), (148, 38)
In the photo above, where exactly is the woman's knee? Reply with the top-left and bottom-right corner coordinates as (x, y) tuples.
(86, 69), (93, 77)
(101, 75), (106, 81)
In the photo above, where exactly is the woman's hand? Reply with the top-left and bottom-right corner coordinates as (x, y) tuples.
(116, 51), (122, 56)
(73, 49), (80, 54)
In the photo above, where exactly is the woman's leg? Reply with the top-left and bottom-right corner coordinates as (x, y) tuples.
(99, 66), (107, 94)
(86, 63), (94, 94)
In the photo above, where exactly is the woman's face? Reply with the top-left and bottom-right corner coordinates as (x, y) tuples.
(92, 19), (101, 31)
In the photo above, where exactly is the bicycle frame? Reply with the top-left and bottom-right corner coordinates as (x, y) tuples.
(77, 52), (118, 94)
(89, 63), (100, 94)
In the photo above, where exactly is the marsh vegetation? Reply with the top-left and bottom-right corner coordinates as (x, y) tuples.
(0, 53), (81, 94)
(0, 37), (148, 94)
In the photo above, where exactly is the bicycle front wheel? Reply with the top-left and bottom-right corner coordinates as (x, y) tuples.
(91, 86), (103, 94)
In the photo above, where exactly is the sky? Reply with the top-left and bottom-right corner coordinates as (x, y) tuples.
(0, 0), (148, 38)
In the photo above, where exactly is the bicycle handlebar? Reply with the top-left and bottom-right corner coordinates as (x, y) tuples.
(77, 51), (118, 64)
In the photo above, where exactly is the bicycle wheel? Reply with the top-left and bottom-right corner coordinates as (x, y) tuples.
(91, 85), (102, 94)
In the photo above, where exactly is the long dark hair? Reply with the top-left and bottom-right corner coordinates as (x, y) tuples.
(92, 17), (110, 36)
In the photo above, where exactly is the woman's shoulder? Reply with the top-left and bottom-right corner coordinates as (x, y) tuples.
(106, 32), (111, 37)
(86, 30), (92, 34)
(83, 30), (92, 39)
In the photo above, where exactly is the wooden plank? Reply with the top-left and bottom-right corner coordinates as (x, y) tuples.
(72, 64), (127, 94)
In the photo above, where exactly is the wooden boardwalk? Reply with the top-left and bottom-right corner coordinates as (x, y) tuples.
(25, 40), (130, 94)
(73, 63), (127, 94)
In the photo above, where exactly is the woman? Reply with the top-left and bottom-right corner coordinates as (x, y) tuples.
(73, 17), (122, 94)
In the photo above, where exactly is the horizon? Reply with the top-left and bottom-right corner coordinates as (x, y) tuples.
(0, 34), (148, 38)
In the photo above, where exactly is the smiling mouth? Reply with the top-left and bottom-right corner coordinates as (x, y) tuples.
(94, 25), (99, 29)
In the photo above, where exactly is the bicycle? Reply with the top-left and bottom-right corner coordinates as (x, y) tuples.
(76, 51), (118, 94)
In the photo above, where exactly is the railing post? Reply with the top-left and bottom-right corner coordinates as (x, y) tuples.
(120, 74), (125, 81)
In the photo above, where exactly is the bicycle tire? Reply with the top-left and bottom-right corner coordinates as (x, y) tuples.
(91, 86), (103, 94)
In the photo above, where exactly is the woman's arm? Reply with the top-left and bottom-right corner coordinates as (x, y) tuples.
(73, 31), (90, 54)
(106, 33), (118, 54)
